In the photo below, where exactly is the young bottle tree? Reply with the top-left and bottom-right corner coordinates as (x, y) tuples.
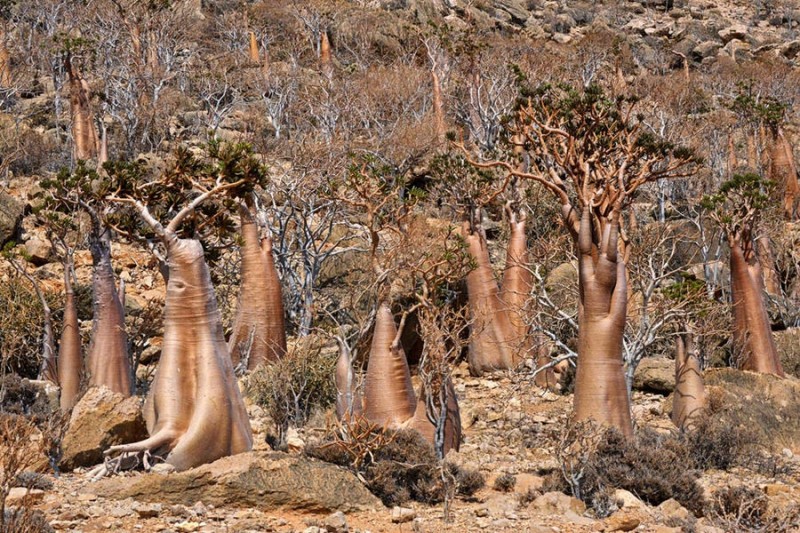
(702, 173), (784, 376)
(42, 163), (133, 397)
(460, 82), (699, 437)
(91, 142), (260, 473)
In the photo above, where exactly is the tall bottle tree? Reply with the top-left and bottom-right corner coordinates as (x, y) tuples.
(460, 82), (698, 437)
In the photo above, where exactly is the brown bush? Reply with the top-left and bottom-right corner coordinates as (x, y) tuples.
(0, 414), (47, 531)
(555, 423), (705, 516)
(493, 473), (516, 492)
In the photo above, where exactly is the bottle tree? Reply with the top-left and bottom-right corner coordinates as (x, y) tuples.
(702, 173), (784, 376)
(91, 142), (260, 473)
(459, 81), (699, 437)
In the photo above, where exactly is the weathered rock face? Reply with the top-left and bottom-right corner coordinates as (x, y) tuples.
(0, 191), (23, 244)
(60, 387), (148, 471)
(633, 357), (675, 394)
(89, 452), (381, 513)
(705, 369), (800, 453)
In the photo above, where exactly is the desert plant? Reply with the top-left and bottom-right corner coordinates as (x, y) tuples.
(0, 414), (46, 531)
(246, 338), (336, 447)
(493, 472), (516, 492)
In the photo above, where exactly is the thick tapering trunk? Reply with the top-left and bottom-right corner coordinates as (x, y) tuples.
(730, 241), (783, 376)
(672, 333), (705, 430)
(572, 208), (633, 438)
(362, 302), (416, 426)
(58, 265), (82, 411)
(98, 123), (108, 169)
(108, 236), (253, 471)
(499, 217), (532, 365)
(320, 31), (332, 77)
(0, 36), (10, 87)
(770, 128), (800, 220)
(463, 223), (514, 376)
(228, 205), (287, 370)
(39, 306), (58, 384)
(65, 55), (99, 161)
(86, 226), (132, 396)
(408, 380), (461, 457)
(533, 334), (561, 390)
(335, 344), (362, 420)
(755, 235), (780, 296)
(248, 31), (260, 63)
(431, 68), (445, 144)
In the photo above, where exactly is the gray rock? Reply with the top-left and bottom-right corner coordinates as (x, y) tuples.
(718, 24), (748, 43)
(391, 506), (416, 523)
(633, 358), (674, 394)
(24, 237), (52, 265)
(60, 387), (148, 471)
(324, 510), (348, 532)
(692, 41), (722, 59)
(0, 191), (23, 245)
(495, 0), (530, 24)
(90, 451), (380, 513)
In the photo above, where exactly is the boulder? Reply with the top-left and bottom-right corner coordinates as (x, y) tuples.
(718, 24), (748, 43)
(0, 191), (22, 245)
(692, 41), (721, 59)
(60, 387), (147, 471)
(89, 451), (381, 513)
(24, 237), (53, 265)
(530, 491), (586, 515)
(633, 358), (675, 394)
(774, 328), (800, 378)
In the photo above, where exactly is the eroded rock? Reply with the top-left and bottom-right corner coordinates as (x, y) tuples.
(89, 451), (380, 513)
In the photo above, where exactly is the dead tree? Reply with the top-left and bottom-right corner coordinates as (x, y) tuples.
(461, 83), (698, 437)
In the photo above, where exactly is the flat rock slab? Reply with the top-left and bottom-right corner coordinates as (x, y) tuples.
(89, 451), (381, 513)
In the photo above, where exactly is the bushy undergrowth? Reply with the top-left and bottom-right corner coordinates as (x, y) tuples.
(707, 485), (800, 533)
(553, 423), (705, 516)
(246, 339), (337, 448)
(306, 423), (484, 506)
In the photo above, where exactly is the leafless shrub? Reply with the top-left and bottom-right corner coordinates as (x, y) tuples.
(0, 414), (49, 532)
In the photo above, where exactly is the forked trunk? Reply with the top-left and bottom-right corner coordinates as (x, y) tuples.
(362, 302), (416, 426)
(248, 31), (260, 63)
(499, 216), (532, 365)
(729, 240), (783, 376)
(58, 262), (82, 412)
(65, 54), (99, 161)
(672, 333), (705, 431)
(407, 379), (461, 457)
(228, 204), (287, 370)
(572, 208), (633, 438)
(463, 222), (514, 376)
(770, 128), (800, 220)
(86, 226), (132, 396)
(108, 235), (253, 470)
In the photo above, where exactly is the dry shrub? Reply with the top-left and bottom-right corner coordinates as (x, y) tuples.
(0, 414), (49, 532)
(246, 338), (337, 448)
(706, 485), (800, 532)
(555, 421), (704, 517)
(683, 410), (756, 471)
(306, 420), (483, 506)
(493, 473), (516, 493)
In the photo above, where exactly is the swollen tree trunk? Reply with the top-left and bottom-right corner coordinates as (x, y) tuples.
(729, 239), (784, 376)
(320, 31), (332, 78)
(38, 300), (57, 384)
(228, 204), (287, 371)
(58, 259), (82, 412)
(86, 224), (132, 396)
(362, 302), (416, 426)
(463, 222), (514, 376)
(499, 215), (532, 365)
(572, 208), (633, 438)
(65, 54), (99, 161)
(248, 31), (260, 63)
(408, 379), (461, 457)
(672, 333), (705, 431)
(106, 235), (253, 471)
(335, 341), (362, 420)
(770, 127), (800, 220)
